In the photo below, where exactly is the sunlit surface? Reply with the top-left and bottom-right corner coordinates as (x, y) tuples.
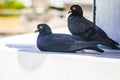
(0, 28), (120, 80)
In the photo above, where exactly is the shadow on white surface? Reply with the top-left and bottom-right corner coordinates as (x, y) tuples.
(6, 44), (40, 53)
(6, 44), (120, 59)
(6, 44), (48, 71)
(17, 52), (48, 71)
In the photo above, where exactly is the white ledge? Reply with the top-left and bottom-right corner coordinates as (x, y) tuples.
(0, 28), (120, 80)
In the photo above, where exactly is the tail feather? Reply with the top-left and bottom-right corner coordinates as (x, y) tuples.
(92, 33), (119, 49)
(108, 45), (120, 50)
(100, 40), (120, 50)
(105, 38), (120, 49)
(108, 38), (119, 45)
(87, 46), (104, 53)
(83, 41), (104, 53)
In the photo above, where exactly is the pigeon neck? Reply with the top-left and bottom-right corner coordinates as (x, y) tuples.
(71, 12), (83, 17)
(72, 14), (83, 17)
(71, 10), (83, 17)
(40, 32), (52, 36)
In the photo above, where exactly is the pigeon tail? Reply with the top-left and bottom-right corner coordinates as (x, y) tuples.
(78, 41), (104, 53)
(107, 38), (119, 45)
(100, 40), (120, 50)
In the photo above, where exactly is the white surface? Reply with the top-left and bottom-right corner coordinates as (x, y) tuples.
(96, 0), (120, 43)
(0, 28), (120, 80)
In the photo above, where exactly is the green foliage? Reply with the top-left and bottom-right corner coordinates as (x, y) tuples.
(0, 0), (25, 9)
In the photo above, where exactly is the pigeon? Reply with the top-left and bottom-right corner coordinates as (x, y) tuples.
(35, 23), (104, 52)
(68, 4), (120, 50)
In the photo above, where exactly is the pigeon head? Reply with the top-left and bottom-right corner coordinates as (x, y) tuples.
(35, 24), (52, 35)
(68, 5), (83, 16)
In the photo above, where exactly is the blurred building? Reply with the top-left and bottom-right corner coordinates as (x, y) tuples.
(0, 0), (93, 36)
(19, 0), (93, 32)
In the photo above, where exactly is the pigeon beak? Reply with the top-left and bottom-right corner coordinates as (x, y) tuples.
(68, 10), (72, 14)
(35, 30), (39, 33)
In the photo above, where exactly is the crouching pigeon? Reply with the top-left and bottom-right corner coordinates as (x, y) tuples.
(68, 4), (120, 50)
(35, 24), (104, 52)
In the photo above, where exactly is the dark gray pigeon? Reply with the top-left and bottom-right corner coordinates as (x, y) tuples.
(68, 4), (120, 50)
(35, 24), (104, 52)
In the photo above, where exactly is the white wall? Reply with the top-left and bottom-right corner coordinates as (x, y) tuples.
(96, 0), (120, 43)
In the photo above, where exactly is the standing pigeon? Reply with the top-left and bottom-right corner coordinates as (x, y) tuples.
(35, 24), (104, 52)
(68, 4), (120, 50)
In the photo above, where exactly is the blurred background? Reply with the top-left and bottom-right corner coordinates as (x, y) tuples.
(0, 0), (93, 38)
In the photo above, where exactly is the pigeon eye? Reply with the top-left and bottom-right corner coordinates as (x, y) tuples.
(72, 7), (76, 10)
(39, 26), (43, 29)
